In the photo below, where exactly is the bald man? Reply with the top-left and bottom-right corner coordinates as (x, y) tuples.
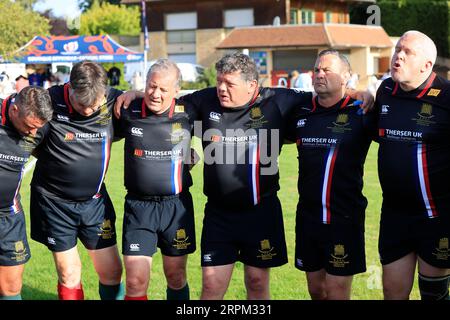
(375, 30), (449, 300)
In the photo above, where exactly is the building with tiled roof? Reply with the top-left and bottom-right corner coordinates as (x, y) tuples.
(122, 0), (393, 88)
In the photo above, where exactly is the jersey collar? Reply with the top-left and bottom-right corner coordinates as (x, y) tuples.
(392, 72), (436, 98)
(311, 95), (351, 112)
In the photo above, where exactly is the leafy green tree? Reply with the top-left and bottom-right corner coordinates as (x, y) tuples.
(78, 0), (140, 36)
(350, 0), (449, 57)
(0, 0), (50, 60)
(78, 0), (121, 12)
(15, 0), (41, 10)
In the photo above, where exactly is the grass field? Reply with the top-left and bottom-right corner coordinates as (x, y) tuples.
(18, 139), (420, 300)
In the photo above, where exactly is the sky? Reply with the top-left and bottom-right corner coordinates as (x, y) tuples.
(34, 0), (81, 18)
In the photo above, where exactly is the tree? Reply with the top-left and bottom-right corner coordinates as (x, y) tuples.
(78, 0), (140, 36)
(350, 0), (450, 57)
(14, 0), (41, 10)
(78, 0), (121, 12)
(0, 0), (50, 60)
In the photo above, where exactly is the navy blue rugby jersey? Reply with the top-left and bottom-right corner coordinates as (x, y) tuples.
(0, 95), (46, 213)
(287, 95), (376, 224)
(31, 84), (122, 201)
(182, 87), (310, 208)
(116, 97), (193, 197)
(376, 73), (450, 217)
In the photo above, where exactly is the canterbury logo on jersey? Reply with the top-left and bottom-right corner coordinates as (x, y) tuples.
(209, 112), (221, 122)
(297, 119), (307, 128)
(131, 127), (143, 137)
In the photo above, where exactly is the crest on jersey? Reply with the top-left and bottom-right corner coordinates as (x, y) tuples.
(247, 106), (268, 129)
(250, 106), (263, 120)
(413, 103), (435, 126)
(170, 122), (184, 144)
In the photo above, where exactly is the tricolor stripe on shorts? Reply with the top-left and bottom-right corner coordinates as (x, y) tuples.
(321, 147), (338, 224)
(171, 157), (183, 194)
(248, 142), (260, 205)
(416, 143), (438, 218)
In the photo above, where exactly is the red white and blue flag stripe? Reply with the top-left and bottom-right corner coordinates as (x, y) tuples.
(248, 142), (260, 205)
(416, 143), (438, 218)
(321, 147), (338, 224)
(171, 157), (183, 194)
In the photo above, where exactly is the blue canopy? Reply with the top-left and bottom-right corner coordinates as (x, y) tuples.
(16, 35), (144, 64)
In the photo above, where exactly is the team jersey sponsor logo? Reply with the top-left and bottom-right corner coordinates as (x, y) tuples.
(412, 103), (436, 127)
(133, 148), (183, 160)
(381, 105), (389, 114)
(300, 137), (338, 147)
(131, 127), (143, 137)
(209, 112), (221, 122)
(432, 238), (449, 261)
(98, 219), (114, 240)
(11, 240), (28, 262)
(64, 131), (108, 142)
(427, 88), (441, 97)
(329, 244), (349, 268)
(379, 128), (423, 141)
(0, 153), (29, 164)
(257, 239), (276, 261)
(296, 119), (307, 128)
(328, 113), (352, 133)
(172, 229), (191, 250)
(65, 132), (75, 140)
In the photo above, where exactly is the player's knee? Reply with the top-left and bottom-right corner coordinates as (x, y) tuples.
(125, 274), (147, 294)
(58, 266), (82, 287)
(245, 273), (267, 293)
(98, 264), (123, 284)
(307, 282), (327, 300)
(0, 279), (22, 296)
(165, 270), (186, 289)
(418, 273), (449, 300)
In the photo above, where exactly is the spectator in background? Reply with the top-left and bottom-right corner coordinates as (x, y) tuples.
(290, 70), (300, 89)
(347, 73), (359, 90)
(28, 68), (44, 87)
(294, 70), (314, 92)
(15, 74), (29, 93)
(107, 66), (121, 86)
